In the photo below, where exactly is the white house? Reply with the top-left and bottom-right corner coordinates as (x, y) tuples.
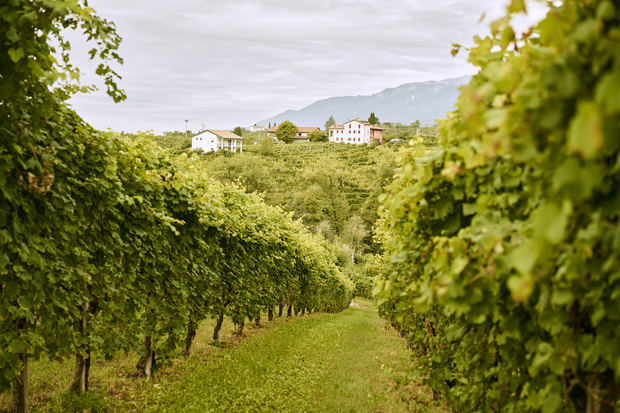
(328, 119), (384, 145)
(192, 130), (243, 153)
(249, 124), (267, 132)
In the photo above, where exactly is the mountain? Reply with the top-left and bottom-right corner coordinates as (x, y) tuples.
(256, 75), (471, 128)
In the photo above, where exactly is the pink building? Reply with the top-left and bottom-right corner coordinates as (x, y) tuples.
(328, 119), (383, 145)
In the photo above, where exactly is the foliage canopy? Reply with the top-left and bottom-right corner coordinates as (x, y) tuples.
(0, 3), (353, 412)
(276, 121), (298, 144)
(377, 0), (620, 411)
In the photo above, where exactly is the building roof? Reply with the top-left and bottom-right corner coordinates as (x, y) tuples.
(194, 129), (243, 140)
(297, 126), (320, 133)
(346, 118), (370, 125)
(329, 121), (383, 130)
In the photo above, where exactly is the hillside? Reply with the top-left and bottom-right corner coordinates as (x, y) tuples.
(197, 142), (402, 256)
(257, 75), (471, 127)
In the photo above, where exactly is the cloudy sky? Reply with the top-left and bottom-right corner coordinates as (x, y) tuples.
(67, 0), (547, 133)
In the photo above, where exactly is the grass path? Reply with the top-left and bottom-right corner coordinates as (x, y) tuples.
(130, 300), (441, 412)
(0, 300), (442, 412)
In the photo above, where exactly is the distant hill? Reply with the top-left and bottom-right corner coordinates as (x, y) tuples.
(257, 75), (471, 128)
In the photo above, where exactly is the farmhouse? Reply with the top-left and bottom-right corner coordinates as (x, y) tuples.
(328, 119), (383, 145)
(267, 125), (321, 143)
(191, 130), (243, 153)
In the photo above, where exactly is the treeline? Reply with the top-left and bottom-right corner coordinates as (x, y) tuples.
(0, 2), (353, 412)
(377, 1), (620, 412)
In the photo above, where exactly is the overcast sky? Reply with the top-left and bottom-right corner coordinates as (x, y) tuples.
(66, 0), (547, 133)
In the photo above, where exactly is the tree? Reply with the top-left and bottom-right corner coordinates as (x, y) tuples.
(324, 115), (336, 130)
(233, 126), (243, 136)
(341, 215), (367, 263)
(308, 130), (328, 142)
(315, 220), (334, 240)
(259, 136), (274, 156)
(413, 120), (420, 135)
(294, 157), (350, 232)
(368, 112), (379, 125)
(268, 122), (271, 128)
(275, 121), (297, 144)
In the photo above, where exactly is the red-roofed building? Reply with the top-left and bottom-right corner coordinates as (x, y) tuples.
(328, 119), (383, 144)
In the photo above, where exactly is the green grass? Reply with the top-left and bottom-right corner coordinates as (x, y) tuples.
(0, 302), (443, 412)
(129, 300), (442, 412)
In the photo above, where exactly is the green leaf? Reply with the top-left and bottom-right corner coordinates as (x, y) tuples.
(531, 342), (554, 374)
(462, 203), (477, 216)
(568, 102), (603, 158)
(596, 68), (620, 114)
(483, 108), (508, 129)
(508, 0), (526, 13)
(533, 203), (569, 244)
(9, 340), (25, 354)
(8, 47), (24, 63)
(508, 274), (534, 302)
(551, 289), (574, 306)
(508, 239), (540, 275)
(596, 1), (616, 21)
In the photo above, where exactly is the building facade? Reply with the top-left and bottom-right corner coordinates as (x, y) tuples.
(328, 119), (383, 144)
(191, 130), (243, 153)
